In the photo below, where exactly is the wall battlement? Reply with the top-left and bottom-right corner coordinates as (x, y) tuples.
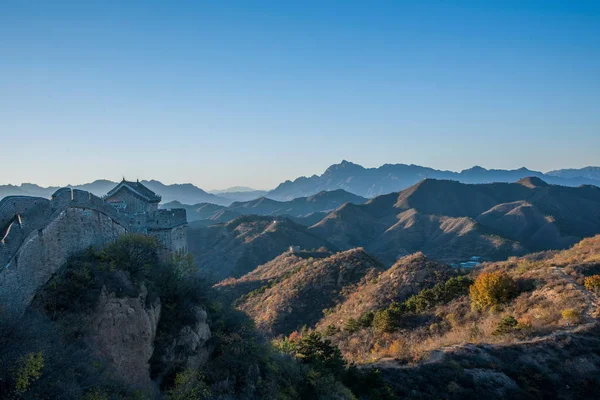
(0, 186), (188, 315)
(1, 188), (188, 270)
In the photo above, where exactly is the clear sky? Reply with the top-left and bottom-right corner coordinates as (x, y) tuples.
(1, 1), (599, 190)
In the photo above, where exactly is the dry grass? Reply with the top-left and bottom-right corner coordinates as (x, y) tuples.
(329, 237), (600, 365)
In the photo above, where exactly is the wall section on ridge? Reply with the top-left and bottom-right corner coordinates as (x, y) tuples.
(0, 207), (127, 316)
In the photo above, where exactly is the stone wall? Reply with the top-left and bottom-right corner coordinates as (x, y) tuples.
(150, 225), (188, 254)
(0, 188), (188, 315)
(1, 196), (53, 268)
(147, 209), (187, 230)
(0, 207), (128, 315)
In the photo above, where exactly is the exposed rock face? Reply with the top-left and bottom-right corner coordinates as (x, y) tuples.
(159, 306), (211, 373)
(0, 207), (126, 315)
(88, 285), (161, 388)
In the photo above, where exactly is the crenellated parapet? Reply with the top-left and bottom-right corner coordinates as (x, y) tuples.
(1, 189), (134, 270)
(0, 183), (188, 315)
(50, 188), (132, 227)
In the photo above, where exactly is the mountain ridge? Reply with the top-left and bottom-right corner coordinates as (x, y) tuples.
(267, 162), (600, 200)
(308, 177), (600, 264)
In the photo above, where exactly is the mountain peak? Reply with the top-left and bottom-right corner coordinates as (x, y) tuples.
(324, 160), (365, 174)
(461, 166), (488, 174)
(517, 176), (549, 188)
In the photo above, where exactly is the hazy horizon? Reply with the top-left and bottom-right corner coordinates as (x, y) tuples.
(1, 160), (598, 191)
(2, 1), (599, 189)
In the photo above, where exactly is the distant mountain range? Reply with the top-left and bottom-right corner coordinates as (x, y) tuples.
(208, 187), (269, 202)
(268, 161), (600, 200)
(309, 177), (600, 264)
(546, 166), (600, 180)
(188, 176), (600, 279)
(2, 163), (599, 206)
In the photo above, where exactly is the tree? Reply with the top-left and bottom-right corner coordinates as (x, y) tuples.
(358, 311), (374, 328)
(14, 351), (44, 394)
(470, 271), (518, 311)
(294, 332), (345, 377)
(492, 316), (519, 335)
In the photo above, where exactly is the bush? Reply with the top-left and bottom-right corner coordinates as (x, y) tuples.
(561, 309), (581, 324)
(373, 303), (403, 333)
(361, 275), (472, 334)
(14, 351), (45, 394)
(344, 318), (361, 333)
(492, 316), (519, 336)
(405, 275), (473, 313)
(294, 332), (345, 378)
(358, 311), (374, 328)
(470, 271), (518, 311)
(584, 275), (600, 292)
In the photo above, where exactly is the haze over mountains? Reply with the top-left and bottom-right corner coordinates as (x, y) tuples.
(187, 176), (600, 280)
(269, 161), (600, 200)
(310, 177), (600, 263)
(166, 189), (367, 226)
(2, 162), (598, 206)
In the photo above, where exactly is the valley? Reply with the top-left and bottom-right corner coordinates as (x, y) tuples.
(2, 173), (600, 399)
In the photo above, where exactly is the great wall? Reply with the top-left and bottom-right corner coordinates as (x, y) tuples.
(0, 186), (187, 316)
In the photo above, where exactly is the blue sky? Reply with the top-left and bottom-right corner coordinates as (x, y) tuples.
(1, 1), (599, 189)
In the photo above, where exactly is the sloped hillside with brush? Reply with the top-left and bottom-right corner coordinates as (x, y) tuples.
(187, 215), (334, 279)
(291, 235), (600, 365)
(218, 248), (384, 335)
(316, 253), (456, 330)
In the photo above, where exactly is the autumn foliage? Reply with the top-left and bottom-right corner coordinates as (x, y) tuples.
(584, 275), (600, 292)
(469, 271), (518, 311)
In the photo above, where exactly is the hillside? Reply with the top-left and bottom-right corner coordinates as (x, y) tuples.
(161, 201), (241, 224)
(310, 178), (600, 264)
(177, 189), (366, 223)
(263, 235), (600, 397)
(268, 160), (600, 200)
(187, 215), (334, 279)
(4, 234), (394, 400)
(316, 253), (456, 330)
(216, 248), (385, 335)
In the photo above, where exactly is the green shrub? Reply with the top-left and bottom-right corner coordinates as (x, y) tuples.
(404, 276), (473, 313)
(344, 318), (361, 333)
(294, 332), (345, 377)
(358, 311), (374, 328)
(373, 304), (403, 333)
(324, 324), (339, 336)
(362, 275), (472, 334)
(14, 351), (44, 394)
(493, 316), (519, 336)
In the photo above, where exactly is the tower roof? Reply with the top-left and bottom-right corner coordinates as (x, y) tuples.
(105, 180), (161, 203)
